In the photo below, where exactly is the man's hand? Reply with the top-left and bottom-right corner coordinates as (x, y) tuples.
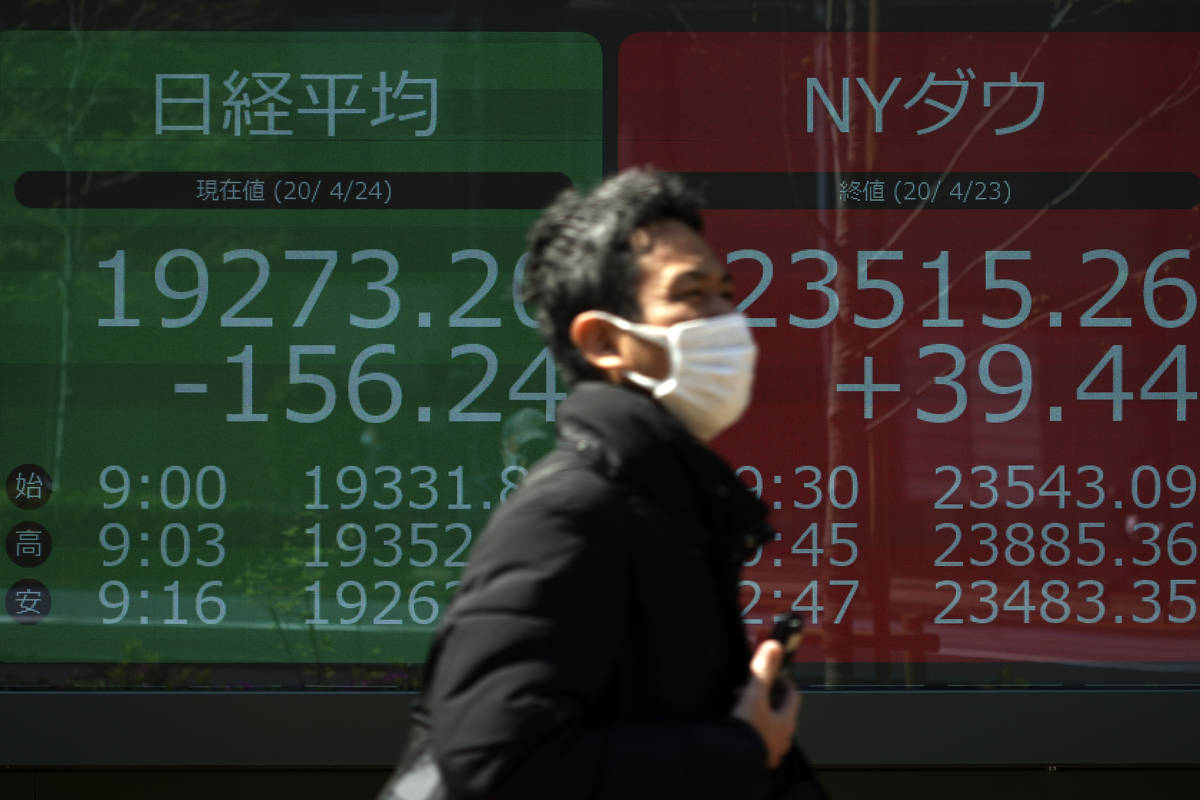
(730, 639), (801, 768)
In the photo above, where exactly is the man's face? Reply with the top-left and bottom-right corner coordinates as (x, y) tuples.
(614, 218), (736, 380)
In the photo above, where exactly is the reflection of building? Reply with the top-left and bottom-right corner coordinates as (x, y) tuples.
(899, 327), (1043, 508)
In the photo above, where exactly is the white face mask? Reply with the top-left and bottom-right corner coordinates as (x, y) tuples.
(592, 311), (758, 441)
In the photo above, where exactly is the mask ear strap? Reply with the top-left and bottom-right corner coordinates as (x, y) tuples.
(590, 311), (660, 343)
(623, 368), (664, 394)
(589, 310), (679, 394)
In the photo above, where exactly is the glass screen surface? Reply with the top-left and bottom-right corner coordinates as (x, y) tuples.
(2, 4), (1198, 696)
(1, 29), (600, 687)
(619, 30), (1200, 688)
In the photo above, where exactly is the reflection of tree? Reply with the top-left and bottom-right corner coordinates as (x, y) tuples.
(816, 3), (869, 687)
(1, 2), (272, 686)
(3, 0), (264, 487)
(867, 36), (1200, 364)
(82, 639), (212, 689)
(816, 2), (1200, 685)
(1, 19), (112, 488)
(232, 513), (325, 683)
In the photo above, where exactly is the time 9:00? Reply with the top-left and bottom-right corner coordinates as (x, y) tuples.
(99, 465), (228, 510)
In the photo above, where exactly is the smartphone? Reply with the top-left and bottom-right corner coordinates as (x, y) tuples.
(768, 613), (804, 708)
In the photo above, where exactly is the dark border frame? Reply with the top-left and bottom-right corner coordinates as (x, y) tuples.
(2, 690), (1197, 767)
(3, 0), (1199, 771)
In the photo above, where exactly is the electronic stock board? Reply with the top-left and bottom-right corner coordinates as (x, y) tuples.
(1, 30), (600, 685)
(620, 32), (1200, 688)
(2, 7), (1199, 769)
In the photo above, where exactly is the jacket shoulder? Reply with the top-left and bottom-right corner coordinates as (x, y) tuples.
(453, 452), (638, 604)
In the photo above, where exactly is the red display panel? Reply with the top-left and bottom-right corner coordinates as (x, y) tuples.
(620, 33), (1200, 674)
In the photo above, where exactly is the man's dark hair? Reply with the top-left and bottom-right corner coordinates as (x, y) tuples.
(522, 168), (704, 385)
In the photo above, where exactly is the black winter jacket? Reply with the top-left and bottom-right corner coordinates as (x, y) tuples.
(423, 381), (820, 799)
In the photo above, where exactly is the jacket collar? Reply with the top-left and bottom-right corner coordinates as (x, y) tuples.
(556, 381), (771, 553)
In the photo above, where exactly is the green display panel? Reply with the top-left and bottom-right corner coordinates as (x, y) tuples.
(0, 31), (601, 685)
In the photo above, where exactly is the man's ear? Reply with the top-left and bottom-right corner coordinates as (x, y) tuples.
(569, 311), (626, 372)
